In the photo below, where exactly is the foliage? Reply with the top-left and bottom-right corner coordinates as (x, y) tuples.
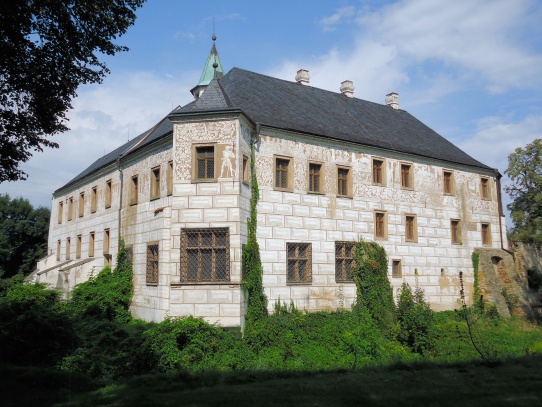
(0, 0), (146, 182)
(397, 283), (435, 355)
(350, 240), (396, 335)
(471, 251), (483, 312)
(504, 138), (542, 243)
(0, 194), (50, 278)
(68, 240), (133, 323)
(242, 137), (268, 327)
(527, 268), (542, 290)
(501, 288), (517, 314)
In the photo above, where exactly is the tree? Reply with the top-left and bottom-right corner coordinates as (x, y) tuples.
(0, 0), (146, 182)
(504, 139), (542, 243)
(0, 194), (50, 278)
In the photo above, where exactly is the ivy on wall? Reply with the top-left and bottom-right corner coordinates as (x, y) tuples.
(472, 251), (483, 312)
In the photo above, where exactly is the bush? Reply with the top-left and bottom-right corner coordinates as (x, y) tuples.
(527, 268), (542, 290)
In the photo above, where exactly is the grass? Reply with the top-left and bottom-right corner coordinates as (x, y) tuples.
(4, 355), (541, 407)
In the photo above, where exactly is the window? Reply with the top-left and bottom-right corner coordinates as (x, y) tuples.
(78, 192), (85, 217)
(481, 177), (490, 200)
(105, 180), (112, 208)
(89, 231), (95, 257)
(66, 237), (71, 260)
(242, 155), (249, 184)
(146, 243), (159, 285)
(58, 201), (63, 224)
(335, 241), (355, 283)
(337, 166), (351, 197)
(167, 161), (173, 196)
(274, 156), (292, 191)
(181, 228), (230, 282)
(76, 235), (82, 259)
(481, 223), (491, 245)
(68, 197), (73, 221)
(91, 186), (97, 213)
(130, 175), (138, 205)
(443, 170), (454, 194)
(308, 162), (322, 193)
(405, 215), (417, 242)
(401, 163), (413, 189)
(374, 211), (387, 240)
(125, 246), (133, 264)
(151, 166), (160, 200)
(195, 145), (215, 180)
(287, 243), (312, 284)
(57, 240), (61, 261)
(451, 220), (461, 244)
(372, 158), (385, 186)
(103, 229), (110, 254)
(392, 260), (402, 278)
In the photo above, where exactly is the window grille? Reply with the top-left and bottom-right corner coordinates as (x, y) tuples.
(180, 228), (229, 282)
(287, 243), (312, 284)
(335, 241), (355, 282)
(146, 243), (159, 285)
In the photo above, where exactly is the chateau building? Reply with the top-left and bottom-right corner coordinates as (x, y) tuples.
(30, 40), (508, 326)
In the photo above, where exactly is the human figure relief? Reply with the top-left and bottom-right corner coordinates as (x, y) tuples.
(220, 145), (235, 177)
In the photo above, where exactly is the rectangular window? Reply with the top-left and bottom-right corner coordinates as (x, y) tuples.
(335, 241), (355, 283)
(405, 215), (417, 242)
(181, 228), (230, 282)
(76, 235), (82, 259)
(57, 240), (61, 261)
(443, 170), (454, 194)
(105, 179), (112, 208)
(274, 157), (291, 190)
(125, 246), (133, 264)
(89, 231), (95, 257)
(151, 166), (160, 200)
(451, 220), (461, 244)
(167, 161), (173, 196)
(308, 162), (322, 193)
(287, 243), (312, 284)
(91, 186), (97, 213)
(374, 211), (387, 240)
(242, 155), (249, 184)
(103, 229), (110, 254)
(481, 223), (491, 245)
(130, 175), (138, 205)
(392, 260), (402, 278)
(337, 166), (350, 197)
(481, 177), (490, 200)
(66, 237), (71, 260)
(78, 192), (85, 217)
(146, 243), (159, 285)
(196, 145), (215, 180)
(372, 158), (385, 186)
(58, 201), (63, 224)
(68, 197), (73, 221)
(401, 163), (413, 189)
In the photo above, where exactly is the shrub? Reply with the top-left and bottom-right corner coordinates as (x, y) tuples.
(527, 268), (542, 290)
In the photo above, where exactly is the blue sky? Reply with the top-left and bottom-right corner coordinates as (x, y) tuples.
(2, 0), (542, 228)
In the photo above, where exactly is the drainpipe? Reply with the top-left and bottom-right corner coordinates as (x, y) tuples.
(116, 157), (124, 250)
(495, 169), (514, 258)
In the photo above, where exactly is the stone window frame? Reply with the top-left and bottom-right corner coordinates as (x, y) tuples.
(405, 214), (418, 243)
(372, 157), (386, 186)
(273, 155), (293, 192)
(400, 162), (414, 190)
(68, 197), (74, 221)
(192, 143), (217, 183)
(105, 179), (112, 208)
(56, 240), (61, 261)
(242, 154), (249, 185)
(151, 166), (161, 200)
(91, 186), (97, 213)
(78, 192), (85, 218)
(287, 242), (312, 285)
(307, 161), (324, 194)
(480, 177), (491, 200)
(481, 223), (491, 246)
(167, 161), (173, 196)
(337, 165), (352, 198)
(66, 237), (71, 260)
(58, 201), (63, 224)
(335, 241), (355, 283)
(392, 259), (402, 278)
(179, 227), (230, 284)
(146, 242), (159, 286)
(374, 210), (388, 240)
(76, 234), (82, 259)
(130, 175), (138, 205)
(103, 228), (110, 255)
(451, 219), (462, 245)
(89, 231), (95, 257)
(443, 170), (455, 195)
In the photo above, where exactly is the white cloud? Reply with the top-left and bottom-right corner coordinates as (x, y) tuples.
(320, 6), (356, 31)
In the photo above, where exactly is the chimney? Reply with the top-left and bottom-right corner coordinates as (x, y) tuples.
(386, 92), (399, 110)
(340, 80), (354, 98)
(295, 69), (310, 85)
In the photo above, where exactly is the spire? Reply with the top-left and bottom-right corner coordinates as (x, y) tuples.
(190, 35), (224, 99)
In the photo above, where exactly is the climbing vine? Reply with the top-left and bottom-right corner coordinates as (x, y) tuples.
(241, 136), (268, 326)
(471, 251), (483, 312)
